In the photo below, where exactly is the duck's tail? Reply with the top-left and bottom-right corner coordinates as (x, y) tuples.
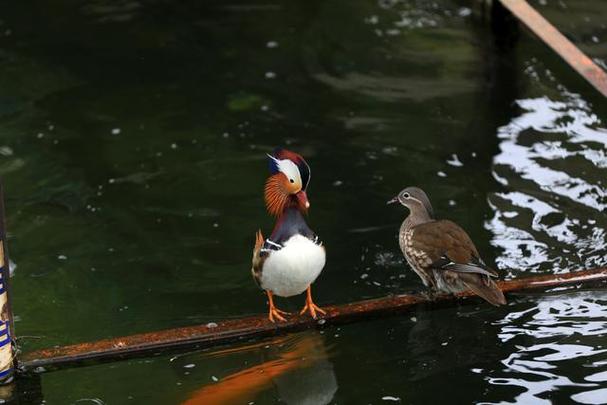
(459, 273), (507, 306)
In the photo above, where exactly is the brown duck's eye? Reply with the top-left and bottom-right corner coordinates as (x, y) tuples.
(289, 179), (295, 183)
(402, 193), (410, 199)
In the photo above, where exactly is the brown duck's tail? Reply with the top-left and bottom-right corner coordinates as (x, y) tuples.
(460, 273), (507, 306)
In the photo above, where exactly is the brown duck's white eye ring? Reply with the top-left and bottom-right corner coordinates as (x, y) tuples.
(402, 192), (410, 199)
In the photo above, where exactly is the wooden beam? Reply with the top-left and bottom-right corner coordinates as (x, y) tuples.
(498, 0), (607, 97)
(19, 267), (607, 373)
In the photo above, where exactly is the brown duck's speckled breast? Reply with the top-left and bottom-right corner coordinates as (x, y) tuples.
(399, 220), (434, 288)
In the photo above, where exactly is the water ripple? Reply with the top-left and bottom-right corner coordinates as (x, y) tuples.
(487, 95), (607, 275)
(484, 292), (607, 404)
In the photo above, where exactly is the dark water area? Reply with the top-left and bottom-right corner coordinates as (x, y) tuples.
(0, 0), (606, 403)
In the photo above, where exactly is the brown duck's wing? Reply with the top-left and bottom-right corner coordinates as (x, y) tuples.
(411, 220), (506, 305)
(251, 230), (266, 289)
(411, 220), (498, 278)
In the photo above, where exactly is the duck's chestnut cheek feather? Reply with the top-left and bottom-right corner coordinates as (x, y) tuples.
(296, 191), (310, 209)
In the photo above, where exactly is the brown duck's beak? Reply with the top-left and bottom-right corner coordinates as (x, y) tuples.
(386, 196), (399, 205)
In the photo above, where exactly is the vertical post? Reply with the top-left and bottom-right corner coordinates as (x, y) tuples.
(0, 182), (15, 384)
(490, 0), (520, 51)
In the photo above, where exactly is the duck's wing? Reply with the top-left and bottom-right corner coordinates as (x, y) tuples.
(410, 220), (491, 274)
(411, 220), (506, 306)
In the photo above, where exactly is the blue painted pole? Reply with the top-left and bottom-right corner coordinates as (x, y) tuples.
(0, 182), (15, 385)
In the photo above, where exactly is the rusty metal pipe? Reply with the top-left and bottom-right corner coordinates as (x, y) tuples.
(19, 267), (607, 373)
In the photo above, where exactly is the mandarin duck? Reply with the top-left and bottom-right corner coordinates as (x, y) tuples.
(251, 149), (326, 322)
(388, 187), (506, 306)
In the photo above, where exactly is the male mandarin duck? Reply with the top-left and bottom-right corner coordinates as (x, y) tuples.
(388, 187), (506, 306)
(251, 148), (326, 322)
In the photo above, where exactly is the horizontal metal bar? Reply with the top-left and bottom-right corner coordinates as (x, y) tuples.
(499, 0), (607, 97)
(18, 267), (607, 373)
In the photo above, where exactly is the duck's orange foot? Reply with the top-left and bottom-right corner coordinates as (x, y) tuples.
(300, 286), (326, 319)
(299, 301), (326, 319)
(266, 290), (290, 323)
(268, 307), (289, 323)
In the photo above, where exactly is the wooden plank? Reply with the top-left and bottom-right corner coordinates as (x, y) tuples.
(499, 0), (607, 97)
(19, 267), (607, 372)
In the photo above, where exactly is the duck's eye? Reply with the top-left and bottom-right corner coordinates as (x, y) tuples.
(402, 193), (410, 199)
(289, 179), (295, 183)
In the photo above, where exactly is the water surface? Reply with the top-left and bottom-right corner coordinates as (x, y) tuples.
(0, 0), (606, 403)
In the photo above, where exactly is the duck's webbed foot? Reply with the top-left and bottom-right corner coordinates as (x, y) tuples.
(266, 291), (289, 323)
(300, 285), (326, 319)
(269, 307), (288, 323)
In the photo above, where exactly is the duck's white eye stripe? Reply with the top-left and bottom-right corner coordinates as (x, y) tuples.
(268, 155), (301, 184)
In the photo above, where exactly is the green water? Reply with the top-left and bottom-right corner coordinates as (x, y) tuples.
(1, 0), (606, 403)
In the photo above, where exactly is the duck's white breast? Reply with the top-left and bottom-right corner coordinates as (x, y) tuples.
(260, 234), (326, 297)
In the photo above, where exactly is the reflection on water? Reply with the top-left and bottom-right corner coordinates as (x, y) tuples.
(487, 93), (607, 276)
(273, 340), (337, 405)
(304, 0), (480, 102)
(486, 291), (607, 404)
(181, 333), (336, 405)
(0, 0), (606, 403)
